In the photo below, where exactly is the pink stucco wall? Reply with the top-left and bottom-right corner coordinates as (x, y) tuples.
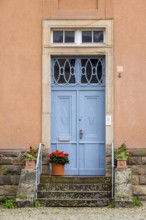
(0, 0), (42, 149)
(0, 0), (146, 149)
(114, 0), (146, 148)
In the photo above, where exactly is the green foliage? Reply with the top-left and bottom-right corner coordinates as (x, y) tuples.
(108, 199), (115, 208)
(24, 146), (38, 161)
(108, 197), (143, 208)
(0, 165), (8, 175)
(132, 197), (143, 207)
(0, 197), (6, 205)
(116, 194), (130, 199)
(114, 143), (132, 161)
(3, 198), (16, 209)
(17, 195), (27, 200)
(49, 150), (69, 165)
(34, 200), (41, 207)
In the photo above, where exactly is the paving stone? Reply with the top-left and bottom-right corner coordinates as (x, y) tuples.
(0, 202), (146, 220)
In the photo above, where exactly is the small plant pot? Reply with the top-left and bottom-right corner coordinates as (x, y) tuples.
(51, 163), (64, 176)
(25, 160), (36, 169)
(117, 159), (127, 169)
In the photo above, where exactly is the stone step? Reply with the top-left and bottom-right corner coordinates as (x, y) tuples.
(37, 190), (111, 199)
(40, 176), (111, 184)
(38, 183), (111, 191)
(37, 198), (111, 207)
(38, 176), (112, 207)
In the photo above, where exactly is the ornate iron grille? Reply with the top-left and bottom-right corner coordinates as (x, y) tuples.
(51, 57), (105, 86)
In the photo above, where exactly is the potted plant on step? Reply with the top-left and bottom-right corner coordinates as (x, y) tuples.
(24, 146), (38, 169)
(114, 143), (132, 168)
(49, 150), (69, 176)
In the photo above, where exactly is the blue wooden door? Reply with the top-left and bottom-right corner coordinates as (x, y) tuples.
(51, 57), (105, 175)
(79, 90), (105, 175)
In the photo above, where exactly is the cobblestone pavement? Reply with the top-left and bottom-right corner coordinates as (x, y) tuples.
(0, 203), (146, 220)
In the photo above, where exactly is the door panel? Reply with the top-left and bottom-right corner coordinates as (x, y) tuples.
(79, 91), (105, 142)
(79, 91), (105, 175)
(51, 91), (78, 175)
(51, 91), (76, 142)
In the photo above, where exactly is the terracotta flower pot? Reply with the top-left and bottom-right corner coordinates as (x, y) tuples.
(117, 159), (127, 169)
(51, 163), (64, 176)
(25, 160), (36, 169)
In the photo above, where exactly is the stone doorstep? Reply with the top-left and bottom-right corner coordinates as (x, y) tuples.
(38, 183), (112, 191)
(37, 198), (111, 207)
(37, 190), (111, 199)
(40, 176), (112, 184)
(37, 176), (112, 207)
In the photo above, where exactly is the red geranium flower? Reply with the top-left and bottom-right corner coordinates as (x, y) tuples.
(49, 149), (69, 165)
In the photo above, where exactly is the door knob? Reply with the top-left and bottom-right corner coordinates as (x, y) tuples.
(80, 129), (84, 139)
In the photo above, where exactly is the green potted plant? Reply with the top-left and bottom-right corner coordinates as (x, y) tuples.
(24, 146), (38, 169)
(49, 149), (69, 176)
(114, 143), (131, 168)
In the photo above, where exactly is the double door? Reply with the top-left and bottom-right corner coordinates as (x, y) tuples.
(51, 88), (105, 175)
